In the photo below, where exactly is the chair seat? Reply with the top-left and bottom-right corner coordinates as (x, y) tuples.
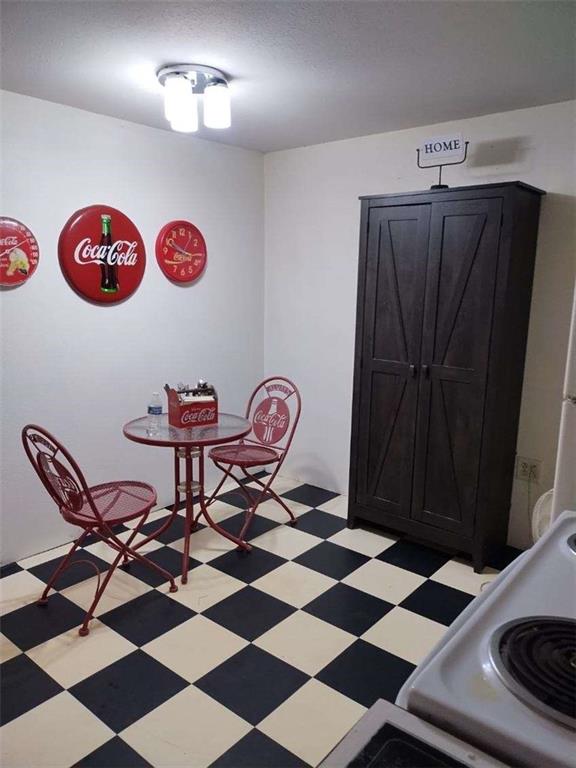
(70, 481), (157, 526)
(209, 443), (280, 467)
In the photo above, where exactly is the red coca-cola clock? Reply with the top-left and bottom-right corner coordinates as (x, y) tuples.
(58, 205), (146, 303)
(0, 217), (40, 287)
(155, 220), (207, 283)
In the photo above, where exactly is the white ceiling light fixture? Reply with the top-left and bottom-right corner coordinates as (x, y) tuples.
(157, 64), (231, 133)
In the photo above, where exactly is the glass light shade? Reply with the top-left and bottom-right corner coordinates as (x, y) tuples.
(164, 74), (189, 122)
(169, 93), (199, 133)
(203, 81), (231, 129)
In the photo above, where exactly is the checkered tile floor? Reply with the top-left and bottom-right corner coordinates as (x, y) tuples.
(0, 476), (519, 767)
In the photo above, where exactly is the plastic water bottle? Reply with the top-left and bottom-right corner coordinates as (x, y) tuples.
(147, 392), (162, 434)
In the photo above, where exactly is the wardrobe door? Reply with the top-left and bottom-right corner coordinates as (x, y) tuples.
(412, 198), (502, 535)
(356, 204), (429, 519)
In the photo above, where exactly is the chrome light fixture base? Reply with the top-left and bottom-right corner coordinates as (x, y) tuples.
(157, 64), (228, 93)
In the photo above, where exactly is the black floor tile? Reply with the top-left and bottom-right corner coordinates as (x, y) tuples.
(81, 526), (127, 547)
(139, 513), (200, 545)
(1, 593), (88, 651)
(294, 541), (369, 580)
(400, 580), (474, 626)
(70, 650), (188, 733)
(216, 512), (279, 542)
(303, 583), (393, 636)
(281, 484), (339, 508)
(377, 540), (451, 577)
(317, 640), (415, 708)
(0, 654), (63, 725)
(120, 545), (201, 588)
(215, 489), (253, 509)
(74, 736), (152, 767)
(1, 562), (22, 578)
(295, 509), (346, 539)
(487, 545), (522, 572)
(28, 550), (110, 590)
(196, 645), (308, 725)
(211, 728), (307, 768)
(100, 590), (195, 646)
(210, 546), (287, 584)
(203, 586), (295, 641)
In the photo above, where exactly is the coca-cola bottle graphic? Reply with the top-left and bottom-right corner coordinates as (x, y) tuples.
(263, 398), (278, 443)
(99, 214), (118, 293)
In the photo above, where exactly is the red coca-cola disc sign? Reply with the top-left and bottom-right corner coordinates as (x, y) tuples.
(58, 205), (146, 303)
(155, 220), (207, 284)
(0, 217), (40, 287)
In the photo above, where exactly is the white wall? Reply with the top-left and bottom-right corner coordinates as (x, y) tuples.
(264, 101), (576, 550)
(0, 91), (264, 564)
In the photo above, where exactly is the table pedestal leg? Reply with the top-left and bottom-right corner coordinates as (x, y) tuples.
(181, 447), (194, 584)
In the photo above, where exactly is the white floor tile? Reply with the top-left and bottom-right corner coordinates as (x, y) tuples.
(84, 530), (163, 564)
(0, 691), (113, 767)
(60, 568), (151, 616)
(143, 615), (247, 683)
(0, 571), (46, 617)
(328, 527), (397, 557)
(257, 497), (311, 523)
(121, 685), (251, 767)
(26, 619), (136, 688)
(17, 541), (76, 570)
(362, 606), (446, 664)
(251, 524), (321, 560)
(0, 632), (21, 663)
(252, 561), (336, 608)
(316, 495), (349, 519)
(343, 559), (426, 604)
(259, 678), (365, 766)
(166, 564), (245, 612)
(169, 527), (236, 563)
(431, 558), (499, 596)
(254, 610), (355, 676)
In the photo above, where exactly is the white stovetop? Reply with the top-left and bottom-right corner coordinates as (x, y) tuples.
(400, 511), (576, 768)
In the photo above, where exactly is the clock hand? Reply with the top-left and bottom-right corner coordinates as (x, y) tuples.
(167, 238), (195, 258)
(0, 240), (27, 259)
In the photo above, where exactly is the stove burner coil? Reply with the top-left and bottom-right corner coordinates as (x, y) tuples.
(491, 617), (576, 729)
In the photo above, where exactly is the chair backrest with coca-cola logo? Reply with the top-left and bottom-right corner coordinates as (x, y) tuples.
(245, 377), (301, 453)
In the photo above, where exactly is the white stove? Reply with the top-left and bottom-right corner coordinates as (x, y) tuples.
(397, 510), (576, 768)
(321, 511), (576, 767)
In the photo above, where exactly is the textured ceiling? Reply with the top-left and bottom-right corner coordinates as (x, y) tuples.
(1, 0), (574, 152)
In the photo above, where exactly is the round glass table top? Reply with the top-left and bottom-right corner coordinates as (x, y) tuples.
(123, 412), (251, 447)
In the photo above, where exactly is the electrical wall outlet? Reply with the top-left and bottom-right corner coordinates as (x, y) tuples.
(515, 456), (541, 483)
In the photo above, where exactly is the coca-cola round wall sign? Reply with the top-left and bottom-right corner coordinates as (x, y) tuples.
(155, 220), (207, 284)
(0, 217), (40, 287)
(58, 205), (146, 303)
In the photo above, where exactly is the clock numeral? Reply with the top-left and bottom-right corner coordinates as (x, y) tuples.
(179, 227), (186, 236)
(193, 239), (198, 246)
(163, 246), (168, 254)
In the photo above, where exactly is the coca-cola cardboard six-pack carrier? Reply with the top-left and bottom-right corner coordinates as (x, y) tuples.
(164, 381), (218, 428)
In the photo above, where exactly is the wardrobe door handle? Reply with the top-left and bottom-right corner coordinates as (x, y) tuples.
(409, 364), (417, 378)
(422, 364), (430, 378)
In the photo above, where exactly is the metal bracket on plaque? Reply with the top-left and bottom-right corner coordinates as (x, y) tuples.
(416, 141), (469, 190)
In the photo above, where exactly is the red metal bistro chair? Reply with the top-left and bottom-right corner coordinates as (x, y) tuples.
(22, 424), (177, 636)
(206, 377), (301, 545)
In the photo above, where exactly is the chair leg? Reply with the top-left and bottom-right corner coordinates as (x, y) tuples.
(38, 530), (90, 605)
(78, 547), (124, 636)
(242, 468), (297, 526)
(105, 522), (178, 594)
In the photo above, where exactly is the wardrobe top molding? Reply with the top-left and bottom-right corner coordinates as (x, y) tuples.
(359, 181), (546, 203)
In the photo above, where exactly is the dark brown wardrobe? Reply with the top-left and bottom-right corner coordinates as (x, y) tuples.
(348, 182), (544, 571)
